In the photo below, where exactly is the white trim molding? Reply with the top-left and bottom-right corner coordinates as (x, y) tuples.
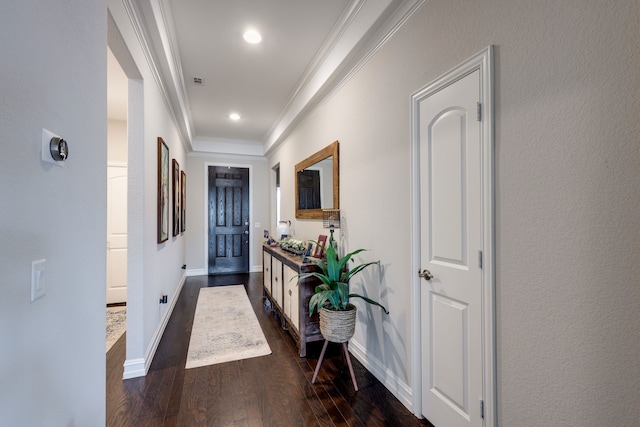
(121, 0), (193, 151)
(123, 273), (187, 379)
(349, 339), (414, 410)
(265, 0), (426, 155)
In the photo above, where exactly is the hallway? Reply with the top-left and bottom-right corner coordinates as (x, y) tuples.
(106, 273), (432, 426)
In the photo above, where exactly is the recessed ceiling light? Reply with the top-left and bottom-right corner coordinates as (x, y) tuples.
(229, 113), (241, 121)
(243, 29), (262, 44)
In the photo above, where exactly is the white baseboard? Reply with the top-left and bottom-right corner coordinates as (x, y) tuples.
(122, 273), (187, 379)
(187, 267), (262, 275)
(348, 338), (415, 413)
(122, 358), (145, 379)
(186, 268), (206, 276)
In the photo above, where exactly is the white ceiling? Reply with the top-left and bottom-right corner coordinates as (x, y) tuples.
(107, 0), (424, 155)
(171, 0), (349, 144)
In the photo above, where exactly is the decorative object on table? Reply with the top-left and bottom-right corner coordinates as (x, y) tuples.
(157, 137), (169, 243)
(295, 233), (388, 391)
(276, 220), (291, 240)
(279, 237), (308, 255)
(303, 242), (314, 262)
(313, 234), (327, 257)
(322, 209), (341, 240)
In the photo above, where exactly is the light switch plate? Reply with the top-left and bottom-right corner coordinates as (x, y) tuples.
(31, 259), (46, 302)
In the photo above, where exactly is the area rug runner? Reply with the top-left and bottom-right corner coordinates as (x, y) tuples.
(185, 285), (271, 369)
(106, 306), (126, 352)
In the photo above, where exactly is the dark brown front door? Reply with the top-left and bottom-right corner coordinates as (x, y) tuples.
(208, 166), (250, 274)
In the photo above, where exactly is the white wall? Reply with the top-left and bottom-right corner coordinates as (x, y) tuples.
(268, 0), (640, 425)
(108, 119), (128, 163)
(0, 1), (107, 425)
(108, 0), (188, 377)
(185, 153), (270, 274)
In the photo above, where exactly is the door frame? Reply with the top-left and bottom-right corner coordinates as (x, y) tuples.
(108, 9), (146, 379)
(410, 46), (496, 425)
(203, 161), (254, 274)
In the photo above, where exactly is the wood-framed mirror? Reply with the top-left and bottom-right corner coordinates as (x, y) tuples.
(295, 141), (339, 219)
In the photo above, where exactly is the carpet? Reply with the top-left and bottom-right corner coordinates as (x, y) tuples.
(185, 285), (271, 369)
(106, 306), (126, 352)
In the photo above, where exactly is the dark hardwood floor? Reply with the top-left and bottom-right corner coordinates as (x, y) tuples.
(107, 273), (433, 426)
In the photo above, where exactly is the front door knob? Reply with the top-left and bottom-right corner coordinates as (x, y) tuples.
(419, 269), (434, 281)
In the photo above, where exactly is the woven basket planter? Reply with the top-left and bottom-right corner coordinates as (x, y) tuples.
(319, 304), (357, 343)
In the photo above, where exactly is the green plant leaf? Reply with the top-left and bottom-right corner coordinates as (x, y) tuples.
(348, 293), (389, 314)
(292, 243), (388, 315)
(337, 282), (349, 309)
(309, 290), (335, 315)
(345, 261), (379, 282)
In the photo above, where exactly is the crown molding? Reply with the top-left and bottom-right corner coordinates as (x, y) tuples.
(124, 0), (424, 156)
(122, 0), (193, 152)
(263, 0), (426, 155)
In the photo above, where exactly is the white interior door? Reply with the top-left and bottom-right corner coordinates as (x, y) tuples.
(419, 69), (483, 427)
(107, 165), (127, 304)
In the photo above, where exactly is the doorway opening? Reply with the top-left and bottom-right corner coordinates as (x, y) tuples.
(107, 47), (128, 307)
(106, 47), (128, 352)
(107, 9), (145, 379)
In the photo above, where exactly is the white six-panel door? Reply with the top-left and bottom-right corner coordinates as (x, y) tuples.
(419, 69), (483, 427)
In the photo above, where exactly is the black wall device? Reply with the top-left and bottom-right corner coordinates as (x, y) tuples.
(49, 137), (68, 161)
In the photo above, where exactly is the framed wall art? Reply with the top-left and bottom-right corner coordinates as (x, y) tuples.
(180, 170), (186, 232)
(172, 159), (180, 237)
(314, 234), (327, 257)
(157, 137), (169, 243)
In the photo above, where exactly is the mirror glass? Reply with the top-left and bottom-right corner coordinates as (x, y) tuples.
(295, 141), (339, 219)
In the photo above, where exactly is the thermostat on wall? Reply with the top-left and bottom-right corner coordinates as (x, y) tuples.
(41, 128), (68, 166)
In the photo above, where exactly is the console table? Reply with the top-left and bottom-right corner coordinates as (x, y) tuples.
(262, 244), (323, 357)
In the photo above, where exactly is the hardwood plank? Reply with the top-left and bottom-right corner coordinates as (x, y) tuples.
(106, 273), (433, 427)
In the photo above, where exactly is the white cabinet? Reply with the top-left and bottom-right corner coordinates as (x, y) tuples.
(272, 257), (283, 309)
(283, 265), (300, 331)
(263, 251), (272, 297)
(263, 244), (323, 357)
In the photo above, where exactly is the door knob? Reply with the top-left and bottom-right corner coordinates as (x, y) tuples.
(244, 230), (249, 234)
(418, 269), (434, 281)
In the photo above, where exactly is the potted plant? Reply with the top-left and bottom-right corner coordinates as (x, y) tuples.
(297, 237), (389, 343)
